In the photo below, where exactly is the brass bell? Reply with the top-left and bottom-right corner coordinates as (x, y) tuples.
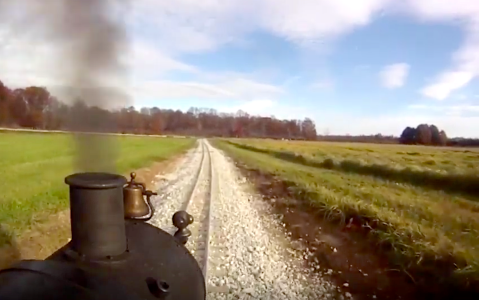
(123, 172), (158, 221)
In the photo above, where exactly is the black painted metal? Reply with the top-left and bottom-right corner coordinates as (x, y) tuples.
(46, 220), (206, 300)
(173, 211), (194, 245)
(0, 172), (206, 300)
(0, 260), (142, 300)
(65, 172), (128, 259)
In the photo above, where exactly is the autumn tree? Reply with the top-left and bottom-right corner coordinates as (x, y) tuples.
(415, 124), (432, 145)
(150, 109), (163, 135)
(3, 79), (465, 146)
(439, 130), (448, 146)
(301, 118), (317, 140)
(43, 97), (67, 130)
(429, 125), (441, 145)
(399, 127), (416, 144)
(399, 124), (448, 146)
(25, 86), (55, 128)
(10, 89), (29, 127)
(0, 81), (11, 125)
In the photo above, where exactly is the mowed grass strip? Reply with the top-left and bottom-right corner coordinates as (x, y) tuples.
(0, 132), (195, 245)
(227, 140), (479, 199)
(240, 138), (479, 175)
(214, 139), (479, 283)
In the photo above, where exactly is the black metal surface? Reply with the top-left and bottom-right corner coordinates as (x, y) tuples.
(0, 172), (206, 300)
(65, 172), (127, 189)
(47, 220), (206, 300)
(0, 260), (142, 300)
(65, 172), (128, 259)
(173, 211), (194, 245)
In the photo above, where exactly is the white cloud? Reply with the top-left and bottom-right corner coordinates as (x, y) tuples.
(379, 63), (410, 89)
(132, 0), (393, 54)
(256, 0), (390, 43)
(421, 71), (475, 100)
(419, 31), (479, 100)
(311, 110), (479, 138)
(316, 101), (479, 137)
(2, 0), (479, 134)
(408, 103), (479, 113)
(310, 79), (335, 90)
(353, 64), (372, 73)
(400, 0), (479, 21)
(217, 99), (311, 120)
(454, 93), (468, 100)
(130, 42), (198, 80)
(132, 78), (283, 101)
(223, 99), (277, 114)
(128, 0), (479, 105)
(400, 0), (479, 100)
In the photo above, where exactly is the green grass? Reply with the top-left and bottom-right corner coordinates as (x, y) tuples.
(238, 138), (479, 174)
(0, 132), (195, 244)
(214, 138), (479, 285)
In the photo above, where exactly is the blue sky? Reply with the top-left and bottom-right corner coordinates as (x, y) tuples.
(1, 0), (479, 137)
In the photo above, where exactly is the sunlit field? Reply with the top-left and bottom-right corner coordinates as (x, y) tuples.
(215, 138), (479, 283)
(0, 132), (195, 245)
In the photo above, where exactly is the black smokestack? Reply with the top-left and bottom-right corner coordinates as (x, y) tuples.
(0, 0), (131, 173)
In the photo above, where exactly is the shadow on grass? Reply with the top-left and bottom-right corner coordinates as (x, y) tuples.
(227, 141), (479, 199)
(0, 225), (20, 270)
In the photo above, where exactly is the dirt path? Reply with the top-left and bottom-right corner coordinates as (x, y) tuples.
(0, 154), (186, 269)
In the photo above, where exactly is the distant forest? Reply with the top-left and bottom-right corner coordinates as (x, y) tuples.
(0, 80), (477, 147)
(319, 132), (479, 147)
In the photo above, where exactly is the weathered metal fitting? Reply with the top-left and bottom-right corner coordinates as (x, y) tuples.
(173, 211), (194, 245)
(123, 172), (158, 221)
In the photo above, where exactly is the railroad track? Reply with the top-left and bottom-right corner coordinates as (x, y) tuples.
(182, 140), (215, 279)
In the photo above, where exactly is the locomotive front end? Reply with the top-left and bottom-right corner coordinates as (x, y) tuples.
(0, 172), (205, 300)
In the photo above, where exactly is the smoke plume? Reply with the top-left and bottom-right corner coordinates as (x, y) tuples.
(0, 0), (131, 173)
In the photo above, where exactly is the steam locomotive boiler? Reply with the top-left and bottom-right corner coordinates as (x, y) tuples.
(0, 172), (205, 300)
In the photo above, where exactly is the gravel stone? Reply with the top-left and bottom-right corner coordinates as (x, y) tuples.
(205, 140), (339, 299)
(147, 144), (204, 234)
(148, 140), (343, 300)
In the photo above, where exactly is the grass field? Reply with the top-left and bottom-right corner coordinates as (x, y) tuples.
(0, 132), (195, 247)
(214, 138), (479, 286)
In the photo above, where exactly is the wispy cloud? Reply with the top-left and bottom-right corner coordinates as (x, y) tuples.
(403, 0), (479, 100)
(218, 99), (311, 120)
(310, 78), (335, 90)
(2, 0), (479, 138)
(420, 70), (476, 100)
(132, 77), (283, 101)
(408, 103), (479, 113)
(1, 0), (394, 87)
(379, 63), (410, 89)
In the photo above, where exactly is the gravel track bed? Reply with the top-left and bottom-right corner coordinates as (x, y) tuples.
(148, 141), (204, 234)
(149, 139), (342, 299)
(183, 155), (211, 272)
(186, 168), (210, 266)
(206, 140), (340, 300)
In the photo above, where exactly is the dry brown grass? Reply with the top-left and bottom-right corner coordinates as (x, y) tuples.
(215, 138), (479, 290)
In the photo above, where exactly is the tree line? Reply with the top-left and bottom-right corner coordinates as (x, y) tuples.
(0, 80), (318, 140)
(398, 125), (479, 147)
(1, 80), (478, 146)
(320, 126), (478, 147)
(399, 124), (448, 146)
